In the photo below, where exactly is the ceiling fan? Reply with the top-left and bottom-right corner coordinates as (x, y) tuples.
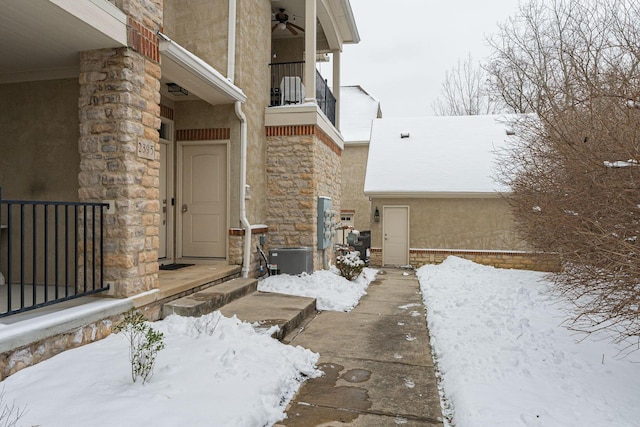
(272, 8), (304, 35)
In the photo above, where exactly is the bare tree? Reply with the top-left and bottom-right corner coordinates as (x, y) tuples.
(432, 54), (501, 115)
(492, 0), (640, 346)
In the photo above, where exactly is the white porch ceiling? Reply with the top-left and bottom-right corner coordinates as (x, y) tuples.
(270, 0), (360, 50)
(0, 0), (128, 84)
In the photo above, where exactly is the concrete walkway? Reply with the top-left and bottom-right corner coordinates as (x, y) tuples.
(278, 268), (444, 426)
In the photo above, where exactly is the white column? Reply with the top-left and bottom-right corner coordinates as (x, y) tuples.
(332, 49), (341, 129)
(304, 0), (317, 104)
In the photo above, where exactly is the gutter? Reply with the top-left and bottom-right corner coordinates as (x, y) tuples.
(363, 191), (506, 199)
(157, 31), (246, 103)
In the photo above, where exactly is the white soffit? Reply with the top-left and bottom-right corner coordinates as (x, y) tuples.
(159, 35), (246, 105)
(318, 0), (361, 51)
(336, 0), (361, 44)
(51, 0), (128, 44)
(0, 0), (127, 83)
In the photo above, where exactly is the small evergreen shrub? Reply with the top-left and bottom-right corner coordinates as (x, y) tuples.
(114, 309), (165, 384)
(336, 251), (365, 280)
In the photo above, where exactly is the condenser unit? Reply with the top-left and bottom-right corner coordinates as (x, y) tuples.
(269, 247), (313, 275)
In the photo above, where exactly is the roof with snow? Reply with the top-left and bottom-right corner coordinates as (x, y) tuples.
(364, 115), (517, 196)
(339, 85), (381, 143)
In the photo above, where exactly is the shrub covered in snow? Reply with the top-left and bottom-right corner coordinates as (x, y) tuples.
(336, 251), (365, 281)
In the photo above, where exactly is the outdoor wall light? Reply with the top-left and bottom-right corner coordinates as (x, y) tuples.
(167, 83), (188, 96)
(374, 207), (380, 223)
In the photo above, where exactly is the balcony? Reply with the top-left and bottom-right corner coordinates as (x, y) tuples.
(269, 61), (336, 126)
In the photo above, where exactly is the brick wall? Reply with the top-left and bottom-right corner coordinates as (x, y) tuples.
(370, 248), (560, 272)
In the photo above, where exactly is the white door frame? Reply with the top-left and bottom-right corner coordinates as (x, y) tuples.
(382, 205), (410, 266)
(159, 119), (175, 264)
(176, 140), (230, 259)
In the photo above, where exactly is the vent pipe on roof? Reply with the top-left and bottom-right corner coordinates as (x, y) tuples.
(400, 132), (410, 138)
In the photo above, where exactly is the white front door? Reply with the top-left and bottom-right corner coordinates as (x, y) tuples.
(383, 206), (409, 266)
(180, 143), (227, 258)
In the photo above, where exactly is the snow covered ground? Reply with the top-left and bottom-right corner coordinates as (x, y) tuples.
(417, 257), (640, 427)
(4, 259), (639, 427)
(258, 267), (378, 311)
(0, 268), (377, 427)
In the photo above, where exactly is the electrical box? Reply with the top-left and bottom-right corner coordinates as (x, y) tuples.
(317, 196), (336, 249)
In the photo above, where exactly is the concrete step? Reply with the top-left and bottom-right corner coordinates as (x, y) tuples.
(220, 292), (317, 341)
(161, 278), (258, 318)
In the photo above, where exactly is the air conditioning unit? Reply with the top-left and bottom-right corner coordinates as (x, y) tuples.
(269, 247), (313, 275)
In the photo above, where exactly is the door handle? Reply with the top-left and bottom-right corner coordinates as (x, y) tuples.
(182, 204), (188, 213)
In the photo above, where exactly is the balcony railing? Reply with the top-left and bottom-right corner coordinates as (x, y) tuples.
(0, 188), (109, 317)
(315, 69), (336, 126)
(269, 61), (336, 126)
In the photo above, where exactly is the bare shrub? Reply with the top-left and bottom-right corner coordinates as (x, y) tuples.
(489, 0), (640, 344)
(192, 312), (222, 336)
(0, 387), (26, 427)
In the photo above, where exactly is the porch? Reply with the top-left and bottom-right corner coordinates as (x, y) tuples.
(0, 262), (241, 355)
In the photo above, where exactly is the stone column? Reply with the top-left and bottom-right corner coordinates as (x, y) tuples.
(266, 125), (342, 271)
(78, 1), (162, 297)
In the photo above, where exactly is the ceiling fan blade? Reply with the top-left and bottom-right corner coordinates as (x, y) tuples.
(287, 23), (298, 36)
(272, 23), (278, 32)
(288, 23), (305, 33)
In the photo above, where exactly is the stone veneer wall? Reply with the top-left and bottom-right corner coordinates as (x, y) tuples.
(229, 226), (269, 277)
(78, 1), (162, 297)
(313, 128), (342, 268)
(266, 125), (342, 271)
(369, 248), (560, 272)
(0, 314), (122, 380)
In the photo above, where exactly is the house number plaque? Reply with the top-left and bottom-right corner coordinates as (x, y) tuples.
(137, 140), (155, 160)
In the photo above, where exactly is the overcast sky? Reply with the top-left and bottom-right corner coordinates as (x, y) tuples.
(336, 0), (522, 117)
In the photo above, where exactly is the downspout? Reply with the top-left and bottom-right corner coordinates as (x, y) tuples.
(228, 0), (252, 278)
(235, 101), (252, 278)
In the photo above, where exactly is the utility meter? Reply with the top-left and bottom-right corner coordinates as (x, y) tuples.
(317, 197), (335, 249)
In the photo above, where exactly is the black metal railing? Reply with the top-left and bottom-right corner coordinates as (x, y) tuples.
(316, 69), (336, 125)
(269, 61), (337, 126)
(0, 188), (109, 317)
(270, 61), (305, 106)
